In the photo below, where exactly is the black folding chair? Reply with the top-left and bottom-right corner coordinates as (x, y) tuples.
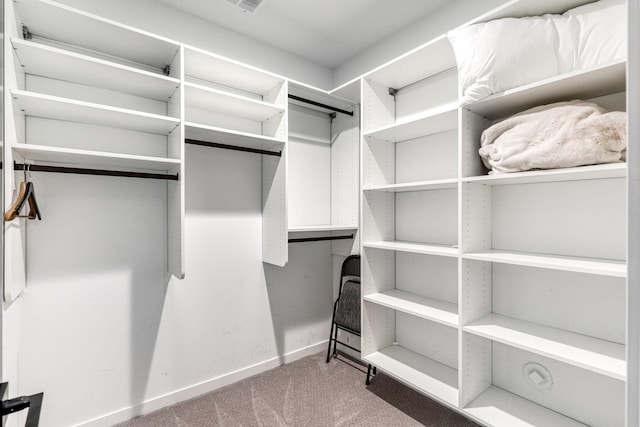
(326, 255), (376, 383)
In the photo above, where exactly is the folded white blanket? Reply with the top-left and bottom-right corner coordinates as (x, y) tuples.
(479, 100), (627, 174)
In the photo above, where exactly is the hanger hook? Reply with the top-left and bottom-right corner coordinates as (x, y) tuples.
(25, 163), (32, 182)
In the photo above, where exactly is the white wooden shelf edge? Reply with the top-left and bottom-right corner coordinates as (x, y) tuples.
(364, 345), (458, 407)
(464, 386), (588, 427)
(363, 102), (458, 142)
(185, 122), (285, 151)
(364, 241), (459, 257)
(363, 290), (458, 328)
(11, 90), (180, 135)
(465, 60), (626, 118)
(185, 82), (284, 121)
(364, 179), (458, 192)
(462, 249), (626, 277)
(13, 144), (179, 171)
(463, 163), (627, 185)
(464, 313), (626, 380)
(288, 225), (357, 233)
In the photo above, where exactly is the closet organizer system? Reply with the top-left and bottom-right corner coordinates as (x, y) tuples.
(2, 0), (361, 300)
(360, 0), (627, 426)
(1, 0), (631, 425)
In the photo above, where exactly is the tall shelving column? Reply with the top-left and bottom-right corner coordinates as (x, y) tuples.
(360, 35), (461, 407)
(459, 60), (627, 427)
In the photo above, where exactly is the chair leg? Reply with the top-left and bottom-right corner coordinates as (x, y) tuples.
(331, 324), (339, 358)
(366, 364), (374, 385)
(326, 323), (335, 363)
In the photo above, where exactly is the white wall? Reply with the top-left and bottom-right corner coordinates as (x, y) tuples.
(52, 0), (333, 90)
(332, 0), (508, 88)
(16, 146), (333, 426)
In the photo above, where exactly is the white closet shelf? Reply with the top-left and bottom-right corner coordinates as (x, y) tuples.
(329, 78), (361, 104)
(363, 102), (458, 142)
(11, 90), (180, 135)
(12, 38), (179, 101)
(364, 345), (458, 407)
(16, 0), (179, 70)
(466, 60), (626, 119)
(185, 122), (284, 152)
(364, 241), (459, 257)
(464, 386), (588, 427)
(364, 35), (456, 90)
(463, 163), (627, 185)
(364, 290), (458, 328)
(184, 45), (284, 96)
(13, 144), (180, 172)
(185, 82), (284, 122)
(288, 225), (357, 233)
(464, 313), (626, 380)
(364, 179), (458, 193)
(462, 249), (626, 277)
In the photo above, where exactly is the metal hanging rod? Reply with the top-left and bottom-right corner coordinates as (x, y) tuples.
(288, 94), (354, 117)
(288, 234), (354, 243)
(185, 139), (282, 157)
(14, 163), (179, 181)
(388, 66), (457, 96)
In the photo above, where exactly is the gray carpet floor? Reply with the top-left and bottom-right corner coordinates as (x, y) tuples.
(116, 352), (479, 426)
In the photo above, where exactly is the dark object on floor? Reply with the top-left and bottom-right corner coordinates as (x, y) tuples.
(1, 382), (44, 427)
(326, 255), (376, 383)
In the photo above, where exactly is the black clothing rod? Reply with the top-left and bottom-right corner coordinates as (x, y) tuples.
(14, 163), (179, 181)
(185, 139), (282, 157)
(288, 94), (354, 117)
(288, 234), (354, 243)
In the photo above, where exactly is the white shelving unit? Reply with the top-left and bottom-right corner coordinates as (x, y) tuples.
(6, 0), (185, 287)
(286, 83), (360, 258)
(361, 1), (628, 426)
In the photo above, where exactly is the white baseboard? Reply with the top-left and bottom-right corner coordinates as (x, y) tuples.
(76, 341), (328, 427)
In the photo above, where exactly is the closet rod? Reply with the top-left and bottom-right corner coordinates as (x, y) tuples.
(288, 234), (354, 243)
(185, 139), (282, 157)
(13, 163), (179, 181)
(288, 94), (354, 117)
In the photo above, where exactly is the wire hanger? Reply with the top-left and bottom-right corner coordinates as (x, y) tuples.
(4, 164), (42, 221)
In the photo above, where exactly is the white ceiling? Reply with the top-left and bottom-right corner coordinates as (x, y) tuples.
(157, 0), (451, 68)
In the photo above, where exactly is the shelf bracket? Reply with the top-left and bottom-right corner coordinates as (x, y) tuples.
(22, 25), (32, 40)
(163, 65), (171, 76)
(388, 87), (398, 98)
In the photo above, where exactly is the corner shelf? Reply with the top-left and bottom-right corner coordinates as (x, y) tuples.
(364, 290), (458, 328)
(11, 90), (180, 135)
(12, 38), (179, 101)
(364, 345), (459, 407)
(12, 144), (180, 172)
(464, 313), (626, 381)
(462, 249), (626, 278)
(364, 241), (459, 257)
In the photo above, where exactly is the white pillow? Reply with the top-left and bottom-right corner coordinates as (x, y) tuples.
(563, 0), (626, 69)
(447, 0), (627, 106)
(447, 15), (562, 105)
